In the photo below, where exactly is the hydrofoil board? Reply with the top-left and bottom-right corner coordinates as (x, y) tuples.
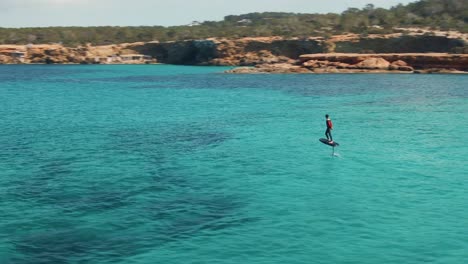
(319, 138), (339, 147)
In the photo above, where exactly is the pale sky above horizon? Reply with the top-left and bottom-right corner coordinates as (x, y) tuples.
(1, 0), (416, 28)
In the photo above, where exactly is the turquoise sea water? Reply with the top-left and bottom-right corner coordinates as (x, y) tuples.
(1, 65), (467, 264)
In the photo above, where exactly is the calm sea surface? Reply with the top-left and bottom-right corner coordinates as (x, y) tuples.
(1, 65), (467, 264)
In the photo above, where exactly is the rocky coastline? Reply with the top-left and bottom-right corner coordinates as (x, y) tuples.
(226, 53), (468, 74)
(0, 43), (158, 64)
(0, 32), (467, 74)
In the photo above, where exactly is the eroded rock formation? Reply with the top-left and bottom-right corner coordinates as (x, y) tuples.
(0, 32), (466, 73)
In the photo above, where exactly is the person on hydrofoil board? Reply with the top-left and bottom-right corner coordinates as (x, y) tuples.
(325, 114), (333, 143)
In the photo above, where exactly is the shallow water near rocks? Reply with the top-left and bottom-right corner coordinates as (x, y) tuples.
(1, 65), (467, 264)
